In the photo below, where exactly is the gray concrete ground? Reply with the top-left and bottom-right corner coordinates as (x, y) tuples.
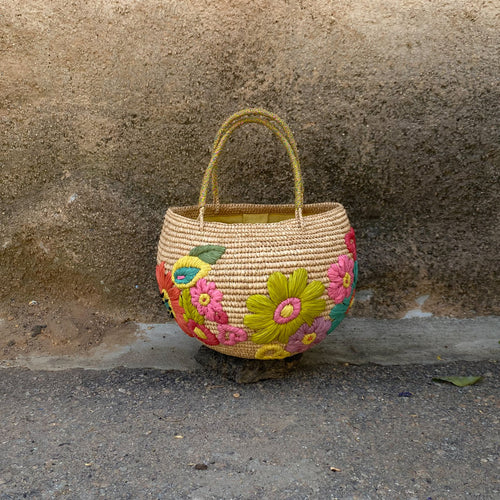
(1, 317), (498, 372)
(1, 361), (499, 499)
(1, 317), (499, 499)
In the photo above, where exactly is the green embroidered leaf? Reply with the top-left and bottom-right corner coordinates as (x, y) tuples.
(189, 245), (226, 265)
(180, 289), (204, 324)
(432, 376), (483, 387)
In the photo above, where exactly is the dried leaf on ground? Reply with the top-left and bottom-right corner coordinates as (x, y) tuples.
(432, 376), (483, 387)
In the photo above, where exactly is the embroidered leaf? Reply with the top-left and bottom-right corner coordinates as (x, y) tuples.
(180, 289), (204, 324)
(174, 267), (201, 285)
(189, 245), (226, 265)
(432, 376), (483, 387)
(172, 256), (211, 289)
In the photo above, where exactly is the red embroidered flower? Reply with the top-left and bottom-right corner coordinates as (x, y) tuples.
(156, 262), (193, 337)
(156, 262), (171, 294)
(344, 228), (357, 261)
(187, 320), (219, 346)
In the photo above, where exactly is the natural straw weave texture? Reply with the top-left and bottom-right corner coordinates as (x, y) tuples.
(156, 109), (357, 359)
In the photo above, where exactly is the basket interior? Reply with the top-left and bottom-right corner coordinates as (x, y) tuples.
(204, 212), (294, 224)
(170, 203), (338, 224)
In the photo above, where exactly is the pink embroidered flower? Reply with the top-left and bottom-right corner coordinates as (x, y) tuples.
(285, 317), (331, 353)
(190, 279), (225, 322)
(217, 324), (248, 346)
(273, 297), (302, 324)
(345, 227), (357, 260)
(212, 309), (229, 325)
(186, 320), (219, 346)
(328, 254), (355, 304)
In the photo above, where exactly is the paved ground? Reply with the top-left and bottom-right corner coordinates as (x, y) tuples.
(1, 360), (499, 499)
(2, 317), (499, 371)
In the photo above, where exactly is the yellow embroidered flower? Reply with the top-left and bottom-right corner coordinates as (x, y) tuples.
(244, 269), (326, 344)
(255, 344), (292, 360)
(171, 255), (211, 289)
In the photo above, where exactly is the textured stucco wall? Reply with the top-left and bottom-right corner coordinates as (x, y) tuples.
(1, 0), (499, 329)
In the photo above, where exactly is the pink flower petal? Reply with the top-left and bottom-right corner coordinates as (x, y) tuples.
(327, 255), (355, 304)
(217, 324), (248, 346)
(191, 279), (226, 321)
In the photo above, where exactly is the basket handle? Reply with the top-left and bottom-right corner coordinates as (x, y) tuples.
(209, 109), (302, 208)
(198, 109), (304, 228)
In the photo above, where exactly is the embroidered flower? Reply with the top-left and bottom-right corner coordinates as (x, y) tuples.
(327, 255), (355, 304)
(171, 255), (211, 289)
(328, 265), (357, 335)
(156, 262), (176, 311)
(285, 317), (331, 353)
(217, 324), (248, 346)
(156, 262), (193, 337)
(345, 227), (357, 260)
(212, 309), (229, 325)
(244, 269), (326, 344)
(255, 344), (292, 360)
(186, 320), (219, 346)
(156, 264), (181, 318)
(190, 279), (226, 322)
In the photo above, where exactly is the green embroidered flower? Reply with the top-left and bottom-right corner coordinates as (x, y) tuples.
(244, 269), (326, 344)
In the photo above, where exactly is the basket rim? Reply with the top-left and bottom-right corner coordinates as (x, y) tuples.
(166, 202), (346, 228)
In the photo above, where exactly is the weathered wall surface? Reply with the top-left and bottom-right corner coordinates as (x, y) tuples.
(1, 0), (499, 343)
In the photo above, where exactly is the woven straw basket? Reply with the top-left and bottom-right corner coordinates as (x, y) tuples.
(156, 108), (357, 359)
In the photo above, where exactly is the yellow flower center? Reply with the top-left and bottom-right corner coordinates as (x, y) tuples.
(302, 332), (317, 345)
(199, 293), (211, 306)
(280, 304), (295, 318)
(343, 272), (351, 288)
(194, 327), (207, 340)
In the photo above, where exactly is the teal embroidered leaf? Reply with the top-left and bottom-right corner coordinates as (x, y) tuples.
(174, 267), (200, 285)
(432, 376), (483, 387)
(189, 245), (226, 264)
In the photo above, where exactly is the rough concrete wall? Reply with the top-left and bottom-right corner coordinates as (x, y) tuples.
(1, 0), (499, 329)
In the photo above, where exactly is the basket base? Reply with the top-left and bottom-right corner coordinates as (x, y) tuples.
(194, 346), (303, 384)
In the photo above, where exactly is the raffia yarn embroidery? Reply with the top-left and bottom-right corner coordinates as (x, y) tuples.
(156, 108), (358, 359)
(156, 230), (358, 359)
